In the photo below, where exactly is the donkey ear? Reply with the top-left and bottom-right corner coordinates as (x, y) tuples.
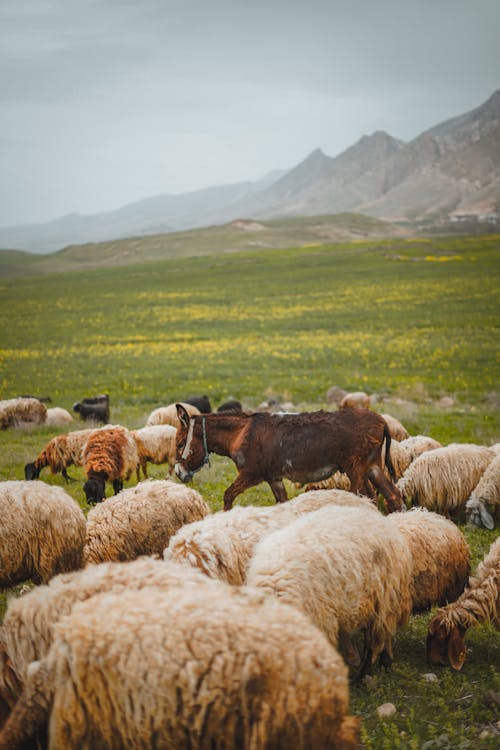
(447, 627), (467, 671)
(176, 403), (190, 430)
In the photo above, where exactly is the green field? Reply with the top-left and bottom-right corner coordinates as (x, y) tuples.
(0, 231), (499, 747)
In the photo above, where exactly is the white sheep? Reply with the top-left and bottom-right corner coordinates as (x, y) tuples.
(339, 391), (371, 409)
(165, 489), (377, 585)
(246, 504), (413, 674)
(399, 434), (442, 460)
(84, 479), (211, 564)
(379, 413), (410, 441)
(82, 425), (140, 503)
(427, 536), (500, 670)
(0, 557), (213, 715)
(0, 398), (47, 430)
(24, 427), (95, 481)
(44, 407), (73, 427)
(132, 424), (177, 477)
(387, 508), (470, 613)
(0, 480), (86, 588)
(397, 443), (496, 518)
(465, 452), (500, 529)
(146, 401), (200, 428)
(0, 575), (359, 750)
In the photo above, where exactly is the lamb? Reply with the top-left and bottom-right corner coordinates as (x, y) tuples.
(0, 578), (359, 750)
(0, 398), (47, 430)
(44, 406), (73, 427)
(146, 400), (200, 428)
(131, 424), (177, 477)
(387, 508), (470, 613)
(246, 504), (413, 674)
(165, 489), (377, 585)
(427, 536), (500, 670)
(82, 425), (140, 503)
(0, 480), (86, 588)
(397, 443), (496, 518)
(84, 479), (211, 564)
(379, 413), (410, 441)
(465, 452), (500, 529)
(399, 434), (442, 459)
(0, 558), (214, 716)
(24, 427), (95, 481)
(339, 391), (371, 409)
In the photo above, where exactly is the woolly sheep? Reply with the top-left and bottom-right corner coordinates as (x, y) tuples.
(84, 479), (210, 564)
(165, 489), (377, 585)
(397, 443), (496, 518)
(399, 434), (442, 460)
(427, 536), (500, 670)
(339, 391), (371, 409)
(146, 401), (200, 428)
(379, 413), (410, 441)
(0, 581), (359, 750)
(387, 508), (470, 613)
(246, 504), (413, 674)
(0, 558), (213, 716)
(0, 398), (47, 430)
(131, 424), (177, 477)
(0, 481), (85, 588)
(82, 425), (140, 503)
(465, 452), (500, 529)
(44, 407), (73, 427)
(24, 427), (95, 481)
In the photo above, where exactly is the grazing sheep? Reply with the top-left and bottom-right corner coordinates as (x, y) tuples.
(427, 536), (500, 670)
(0, 558), (214, 717)
(326, 385), (348, 406)
(184, 394), (212, 413)
(399, 434), (442, 460)
(44, 407), (73, 427)
(0, 398), (47, 430)
(387, 508), (470, 612)
(146, 401), (201, 428)
(165, 489), (376, 585)
(132, 424), (177, 477)
(379, 413), (410, 441)
(397, 443), (496, 518)
(217, 399), (243, 413)
(84, 479), (210, 564)
(72, 400), (110, 424)
(246, 504), (413, 674)
(24, 427), (95, 481)
(339, 391), (371, 410)
(0, 480), (85, 588)
(82, 425), (140, 503)
(0, 580), (359, 750)
(465, 452), (500, 529)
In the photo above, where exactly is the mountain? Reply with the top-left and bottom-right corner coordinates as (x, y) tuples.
(1, 91), (499, 253)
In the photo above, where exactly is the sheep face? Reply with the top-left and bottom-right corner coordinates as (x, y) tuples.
(24, 463), (39, 481)
(465, 498), (494, 530)
(84, 477), (106, 504)
(426, 621), (467, 671)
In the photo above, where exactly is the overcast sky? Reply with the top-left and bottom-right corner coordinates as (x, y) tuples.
(1, 0), (499, 227)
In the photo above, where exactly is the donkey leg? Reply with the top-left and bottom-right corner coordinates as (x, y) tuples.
(222, 472), (258, 511)
(268, 480), (288, 504)
(367, 465), (404, 512)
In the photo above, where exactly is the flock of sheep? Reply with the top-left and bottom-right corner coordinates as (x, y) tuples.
(0, 391), (498, 748)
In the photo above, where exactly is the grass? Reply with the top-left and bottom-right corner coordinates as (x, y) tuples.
(0, 231), (499, 747)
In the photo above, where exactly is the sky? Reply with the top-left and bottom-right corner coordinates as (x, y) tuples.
(1, 0), (499, 228)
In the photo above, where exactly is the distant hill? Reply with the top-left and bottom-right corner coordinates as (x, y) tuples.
(0, 91), (498, 253)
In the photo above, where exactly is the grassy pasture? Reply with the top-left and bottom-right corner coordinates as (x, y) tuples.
(0, 232), (499, 747)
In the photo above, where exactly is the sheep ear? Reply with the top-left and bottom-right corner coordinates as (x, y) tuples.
(176, 404), (190, 430)
(448, 627), (467, 671)
(479, 505), (494, 530)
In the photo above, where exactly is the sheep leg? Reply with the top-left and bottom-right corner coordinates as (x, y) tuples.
(222, 472), (259, 511)
(353, 631), (373, 682)
(268, 480), (289, 504)
(61, 468), (76, 483)
(112, 479), (123, 495)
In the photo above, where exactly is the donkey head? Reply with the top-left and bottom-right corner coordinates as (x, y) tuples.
(174, 404), (209, 483)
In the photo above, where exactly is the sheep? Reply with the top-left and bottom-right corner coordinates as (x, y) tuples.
(0, 398), (47, 430)
(427, 536), (500, 670)
(0, 578), (359, 750)
(339, 391), (371, 409)
(84, 479), (211, 564)
(0, 480), (86, 588)
(184, 394), (212, 413)
(326, 385), (348, 406)
(73, 400), (110, 424)
(82, 425), (140, 503)
(397, 443), (496, 518)
(217, 398), (243, 413)
(44, 406), (73, 427)
(131, 424), (177, 477)
(146, 400), (201, 428)
(465, 452), (500, 529)
(24, 427), (95, 481)
(387, 508), (470, 613)
(0, 558), (215, 717)
(165, 489), (377, 586)
(399, 434), (442, 459)
(379, 413), (410, 441)
(246, 504), (413, 674)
